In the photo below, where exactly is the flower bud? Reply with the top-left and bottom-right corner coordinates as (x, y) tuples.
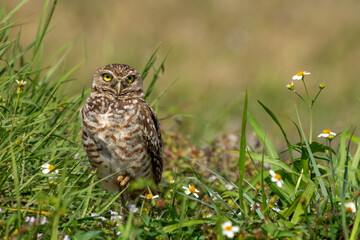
(286, 82), (294, 90)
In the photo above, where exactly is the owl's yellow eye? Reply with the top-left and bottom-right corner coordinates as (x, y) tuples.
(126, 75), (135, 83)
(102, 73), (113, 82)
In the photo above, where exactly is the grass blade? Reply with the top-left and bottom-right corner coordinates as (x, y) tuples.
(144, 48), (170, 99)
(238, 90), (247, 210)
(141, 43), (160, 80)
(247, 112), (279, 160)
(258, 100), (294, 164)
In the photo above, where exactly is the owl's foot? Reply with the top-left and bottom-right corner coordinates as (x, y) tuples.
(117, 175), (131, 188)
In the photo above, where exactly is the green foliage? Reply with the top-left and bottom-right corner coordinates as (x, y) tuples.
(1, 1), (359, 240)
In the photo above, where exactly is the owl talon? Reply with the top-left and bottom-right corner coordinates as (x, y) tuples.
(117, 175), (131, 187)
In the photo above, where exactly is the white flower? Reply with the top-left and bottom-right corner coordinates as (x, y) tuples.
(127, 204), (139, 213)
(41, 163), (56, 174)
(225, 184), (234, 191)
(141, 193), (159, 200)
(318, 129), (336, 139)
(109, 210), (118, 215)
(110, 215), (123, 222)
(221, 221), (240, 238)
(209, 191), (221, 201)
(25, 216), (36, 226)
(182, 185), (200, 198)
(40, 216), (48, 225)
(91, 213), (106, 221)
(170, 179), (175, 184)
(292, 71), (310, 80)
(0, 208), (2, 214)
(109, 210), (123, 222)
(230, 211), (242, 216)
(250, 202), (260, 211)
(49, 169), (59, 180)
(74, 153), (80, 159)
(272, 207), (281, 212)
(63, 235), (70, 240)
(91, 213), (98, 217)
(116, 231), (121, 236)
(209, 175), (218, 181)
(37, 233), (43, 239)
(345, 202), (356, 213)
(269, 170), (284, 188)
(16, 79), (27, 85)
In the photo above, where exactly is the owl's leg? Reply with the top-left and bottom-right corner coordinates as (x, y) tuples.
(117, 175), (131, 187)
(117, 175), (131, 216)
(120, 193), (128, 216)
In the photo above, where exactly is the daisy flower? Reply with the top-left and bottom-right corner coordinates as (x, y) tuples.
(16, 80), (27, 86)
(183, 185), (200, 198)
(41, 163), (56, 174)
(345, 202), (356, 213)
(141, 193), (159, 200)
(269, 170), (284, 188)
(292, 71), (310, 80)
(221, 221), (240, 238)
(318, 129), (336, 139)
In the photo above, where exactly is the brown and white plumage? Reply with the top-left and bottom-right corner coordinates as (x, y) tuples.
(80, 64), (162, 202)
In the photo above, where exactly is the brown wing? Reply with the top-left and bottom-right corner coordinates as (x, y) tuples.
(140, 101), (163, 184)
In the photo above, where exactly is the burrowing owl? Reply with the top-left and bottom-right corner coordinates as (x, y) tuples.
(80, 64), (163, 203)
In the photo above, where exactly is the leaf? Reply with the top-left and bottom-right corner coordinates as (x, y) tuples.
(336, 128), (348, 172)
(263, 222), (278, 235)
(290, 181), (315, 224)
(73, 231), (102, 240)
(350, 143), (360, 187)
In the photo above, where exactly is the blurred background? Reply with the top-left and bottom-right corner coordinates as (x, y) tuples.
(6, 0), (360, 148)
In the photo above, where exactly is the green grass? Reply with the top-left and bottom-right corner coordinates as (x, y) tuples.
(1, 2), (359, 239)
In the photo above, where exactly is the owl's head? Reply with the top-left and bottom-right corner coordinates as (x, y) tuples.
(92, 64), (144, 98)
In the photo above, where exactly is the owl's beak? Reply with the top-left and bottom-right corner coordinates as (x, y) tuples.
(116, 82), (123, 94)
